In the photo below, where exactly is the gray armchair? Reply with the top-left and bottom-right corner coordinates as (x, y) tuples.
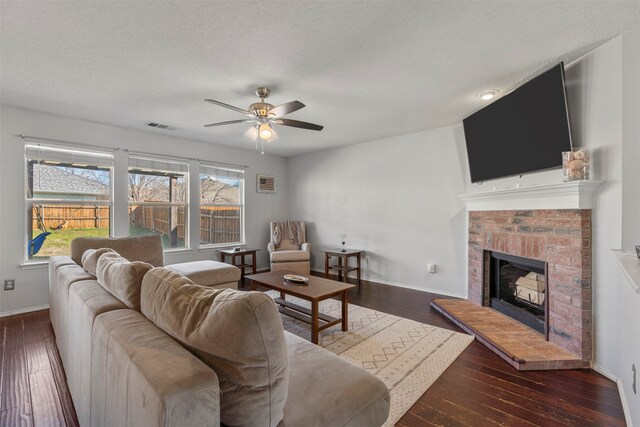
(268, 221), (310, 275)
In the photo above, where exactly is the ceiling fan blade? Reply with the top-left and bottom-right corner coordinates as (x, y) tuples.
(268, 100), (305, 117)
(204, 99), (254, 116)
(274, 118), (324, 131)
(204, 119), (255, 128)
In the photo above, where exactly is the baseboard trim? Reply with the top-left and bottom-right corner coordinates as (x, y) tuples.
(1, 304), (50, 318)
(593, 363), (633, 427)
(310, 268), (465, 298)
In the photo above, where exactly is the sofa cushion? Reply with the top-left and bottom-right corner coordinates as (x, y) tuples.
(141, 267), (289, 427)
(283, 332), (390, 427)
(81, 248), (116, 276)
(165, 260), (240, 287)
(270, 250), (310, 262)
(71, 235), (164, 267)
(96, 252), (152, 310)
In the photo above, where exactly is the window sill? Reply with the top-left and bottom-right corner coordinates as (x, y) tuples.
(20, 261), (49, 270)
(199, 244), (246, 251)
(611, 250), (640, 294)
(163, 248), (193, 255)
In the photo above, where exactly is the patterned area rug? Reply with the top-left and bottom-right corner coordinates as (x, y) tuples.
(266, 292), (474, 426)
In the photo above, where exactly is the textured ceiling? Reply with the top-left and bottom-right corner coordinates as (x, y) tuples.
(1, 1), (639, 157)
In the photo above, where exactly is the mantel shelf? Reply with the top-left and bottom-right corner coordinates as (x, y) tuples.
(459, 180), (604, 211)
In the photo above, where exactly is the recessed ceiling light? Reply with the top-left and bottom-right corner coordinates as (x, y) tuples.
(476, 90), (499, 101)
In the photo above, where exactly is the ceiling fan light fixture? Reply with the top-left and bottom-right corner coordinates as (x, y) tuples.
(259, 123), (273, 139)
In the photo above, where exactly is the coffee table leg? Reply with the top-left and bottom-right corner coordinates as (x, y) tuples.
(342, 291), (348, 331)
(311, 300), (319, 344)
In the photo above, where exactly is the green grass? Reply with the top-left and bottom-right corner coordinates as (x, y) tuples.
(32, 228), (109, 259)
(31, 226), (184, 260)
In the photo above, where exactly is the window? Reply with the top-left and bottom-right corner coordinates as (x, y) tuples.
(128, 156), (189, 250)
(199, 164), (244, 247)
(25, 144), (113, 260)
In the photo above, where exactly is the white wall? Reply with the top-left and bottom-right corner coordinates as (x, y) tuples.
(619, 27), (640, 425)
(287, 126), (468, 297)
(621, 28), (640, 251)
(562, 32), (639, 426)
(0, 106), (290, 315)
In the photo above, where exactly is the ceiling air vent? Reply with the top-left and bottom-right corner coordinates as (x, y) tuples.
(147, 122), (175, 130)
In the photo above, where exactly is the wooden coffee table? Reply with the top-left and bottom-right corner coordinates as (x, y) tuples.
(246, 271), (355, 344)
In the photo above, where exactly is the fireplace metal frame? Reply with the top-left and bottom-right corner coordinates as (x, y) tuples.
(484, 250), (550, 339)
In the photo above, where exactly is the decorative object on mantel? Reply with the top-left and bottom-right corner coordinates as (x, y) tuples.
(562, 148), (590, 181)
(256, 174), (276, 193)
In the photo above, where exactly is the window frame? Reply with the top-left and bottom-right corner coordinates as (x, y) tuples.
(24, 143), (114, 262)
(198, 164), (245, 249)
(127, 155), (190, 251)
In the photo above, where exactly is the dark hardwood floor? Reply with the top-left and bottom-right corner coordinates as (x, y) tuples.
(0, 276), (626, 426)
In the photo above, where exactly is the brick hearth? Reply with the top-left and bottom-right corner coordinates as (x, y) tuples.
(468, 209), (592, 362)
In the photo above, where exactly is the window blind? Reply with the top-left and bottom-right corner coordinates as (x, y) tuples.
(128, 155), (189, 174)
(200, 163), (244, 179)
(25, 144), (114, 168)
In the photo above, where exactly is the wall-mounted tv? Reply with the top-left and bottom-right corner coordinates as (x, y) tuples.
(463, 63), (573, 183)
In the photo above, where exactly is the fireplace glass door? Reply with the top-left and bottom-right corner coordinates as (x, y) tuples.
(488, 251), (547, 335)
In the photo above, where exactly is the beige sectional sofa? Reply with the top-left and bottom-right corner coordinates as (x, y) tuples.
(49, 235), (390, 427)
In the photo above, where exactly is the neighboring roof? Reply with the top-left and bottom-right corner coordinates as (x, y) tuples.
(200, 178), (240, 204)
(32, 164), (109, 195)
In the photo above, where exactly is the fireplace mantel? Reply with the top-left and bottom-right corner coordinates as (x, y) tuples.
(459, 180), (604, 211)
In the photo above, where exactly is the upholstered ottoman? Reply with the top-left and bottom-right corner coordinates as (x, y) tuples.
(165, 260), (241, 289)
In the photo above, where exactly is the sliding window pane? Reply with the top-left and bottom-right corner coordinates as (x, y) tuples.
(128, 204), (187, 249)
(27, 203), (110, 260)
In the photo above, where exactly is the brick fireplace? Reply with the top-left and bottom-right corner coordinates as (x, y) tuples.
(468, 209), (592, 361)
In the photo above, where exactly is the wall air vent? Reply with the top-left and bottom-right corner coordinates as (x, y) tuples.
(147, 122), (175, 130)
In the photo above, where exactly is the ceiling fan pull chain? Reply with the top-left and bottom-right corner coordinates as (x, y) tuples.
(261, 139), (265, 155)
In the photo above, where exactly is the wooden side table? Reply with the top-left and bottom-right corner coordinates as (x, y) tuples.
(322, 249), (365, 284)
(218, 248), (259, 279)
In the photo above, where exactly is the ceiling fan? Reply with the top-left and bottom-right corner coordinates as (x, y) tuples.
(203, 87), (323, 154)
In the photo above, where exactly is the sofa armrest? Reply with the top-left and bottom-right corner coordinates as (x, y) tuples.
(301, 243), (311, 253)
(268, 243), (276, 254)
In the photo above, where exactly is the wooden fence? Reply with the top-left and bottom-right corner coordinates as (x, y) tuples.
(30, 204), (241, 245)
(129, 205), (241, 244)
(200, 206), (241, 245)
(31, 204), (110, 230)
(128, 206), (186, 241)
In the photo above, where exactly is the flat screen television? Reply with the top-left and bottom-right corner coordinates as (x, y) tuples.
(463, 63), (573, 183)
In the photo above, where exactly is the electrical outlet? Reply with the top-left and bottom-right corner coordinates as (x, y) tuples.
(4, 279), (15, 291)
(427, 264), (436, 273)
(633, 363), (637, 395)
